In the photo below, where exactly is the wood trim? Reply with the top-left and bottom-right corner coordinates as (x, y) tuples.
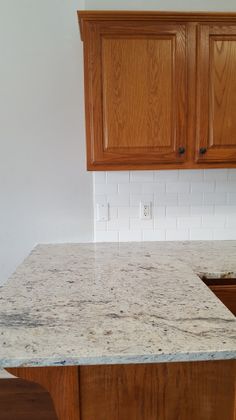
(86, 161), (236, 171)
(6, 366), (80, 420)
(78, 11), (236, 41)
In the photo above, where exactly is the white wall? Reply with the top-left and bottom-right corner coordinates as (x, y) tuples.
(0, 0), (93, 285)
(85, 0), (236, 11)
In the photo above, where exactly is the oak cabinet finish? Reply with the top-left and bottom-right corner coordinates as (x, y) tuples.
(78, 12), (236, 170)
(83, 21), (187, 167)
(80, 361), (236, 420)
(7, 361), (236, 420)
(196, 24), (236, 163)
(210, 284), (236, 315)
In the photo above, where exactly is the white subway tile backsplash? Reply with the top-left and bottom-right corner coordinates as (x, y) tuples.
(228, 193), (236, 204)
(228, 169), (236, 180)
(107, 193), (130, 207)
(95, 194), (107, 205)
(142, 230), (166, 241)
(130, 218), (154, 230)
(95, 183), (118, 195)
(213, 229), (236, 240)
(142, 182), (166, 193)
(95, 231), (119, 242)
(201, 215), (226, 228)
(203, 192), (227, 205)
(155, 217), (177, 229)
(155, 170), (179, 181)
(190, 228), (213, 240)
(107, 171), (129, 183)
(94, 172), (107, 184)
(179, 170), (204, 181)
(130, 171), (154, 182)
(93, 170), (236, 242)
(118, 183), (142, 194)
(109, 207), (118, 219)
(215, 205), (236, 214)
(154, 193), (178, 206)
(190, 205), (214, 215)
(166, 206), (190, 216)
(226, 216), (236, 228)
(191, 182), (215, 193)
(166, 182), (190, 193)
(166, 229), (189, 241)
(177, 216), (201, 228)
(178, 193), (203, 205)
(153, 206), (166, 217)
(95, 221), (107, 231)
(204, 169), (228, 181)
(118, 206), (139, 218)
(107, 219), (129, 231)
(119, 231), (142, 242)
(215, 181), (236, 192)
(130, 193), (154, 206)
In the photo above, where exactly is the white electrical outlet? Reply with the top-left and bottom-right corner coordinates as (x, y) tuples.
(96, 203), (109, 221)
(140, 202), (152, 220)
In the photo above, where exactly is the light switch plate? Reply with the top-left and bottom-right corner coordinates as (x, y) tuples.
(96, 203), (109, 221)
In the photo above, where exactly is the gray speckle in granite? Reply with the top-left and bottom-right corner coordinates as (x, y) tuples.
(0, 241), (236, 368)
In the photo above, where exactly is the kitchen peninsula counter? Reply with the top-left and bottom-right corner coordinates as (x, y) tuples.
(0, 241), (235, 368)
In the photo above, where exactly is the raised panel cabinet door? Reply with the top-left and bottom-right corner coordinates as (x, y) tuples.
(196, 24), (236, 163)
(82, 20), (187, 169)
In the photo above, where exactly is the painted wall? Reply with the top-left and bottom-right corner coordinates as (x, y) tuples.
(0, 0), (93, 285)
(85, 0), (236, 11)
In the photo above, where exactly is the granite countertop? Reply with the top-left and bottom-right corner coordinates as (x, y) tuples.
(0, 241), (235, 368)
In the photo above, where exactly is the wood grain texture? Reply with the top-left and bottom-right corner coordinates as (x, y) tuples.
(80, 361), (236, 420)
(210, 285), (236, 316)
(82, 19), (187, 168)
(0, 378), (57, 420)
(196, 24), (236, 163)
(211, 38), (236, 146)
(78, 12), (236, 170)
(6, 366), (80, 420)
(78, 12), (236, 41)
(102, 36), (173, 150)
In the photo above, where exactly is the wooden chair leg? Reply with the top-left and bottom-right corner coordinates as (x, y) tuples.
(6, 366), (80, 420)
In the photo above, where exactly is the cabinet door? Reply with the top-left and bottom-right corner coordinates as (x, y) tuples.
(83, 21), (187, 169)
(196, 24), (236, 163)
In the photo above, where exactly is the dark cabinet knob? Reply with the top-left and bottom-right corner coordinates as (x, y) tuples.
(199, 147), (207, 155)
(178, 147), (185, 155)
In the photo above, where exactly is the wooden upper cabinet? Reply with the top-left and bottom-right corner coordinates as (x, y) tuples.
(79, 14), (187, 170)
(196, 23), (236, 163)
(78, 12), (236, 170)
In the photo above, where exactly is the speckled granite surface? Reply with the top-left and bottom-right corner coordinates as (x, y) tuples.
(0, 241), (235, 368)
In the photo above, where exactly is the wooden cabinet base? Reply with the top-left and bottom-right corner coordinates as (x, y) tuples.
(80, 361), (236, 420)
(5, 361), (236, 420)
(6, 366), (80, 420)
(0, 378), (57, 420)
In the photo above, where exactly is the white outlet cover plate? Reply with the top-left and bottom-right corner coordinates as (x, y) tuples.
(140, 202), (152, 220)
